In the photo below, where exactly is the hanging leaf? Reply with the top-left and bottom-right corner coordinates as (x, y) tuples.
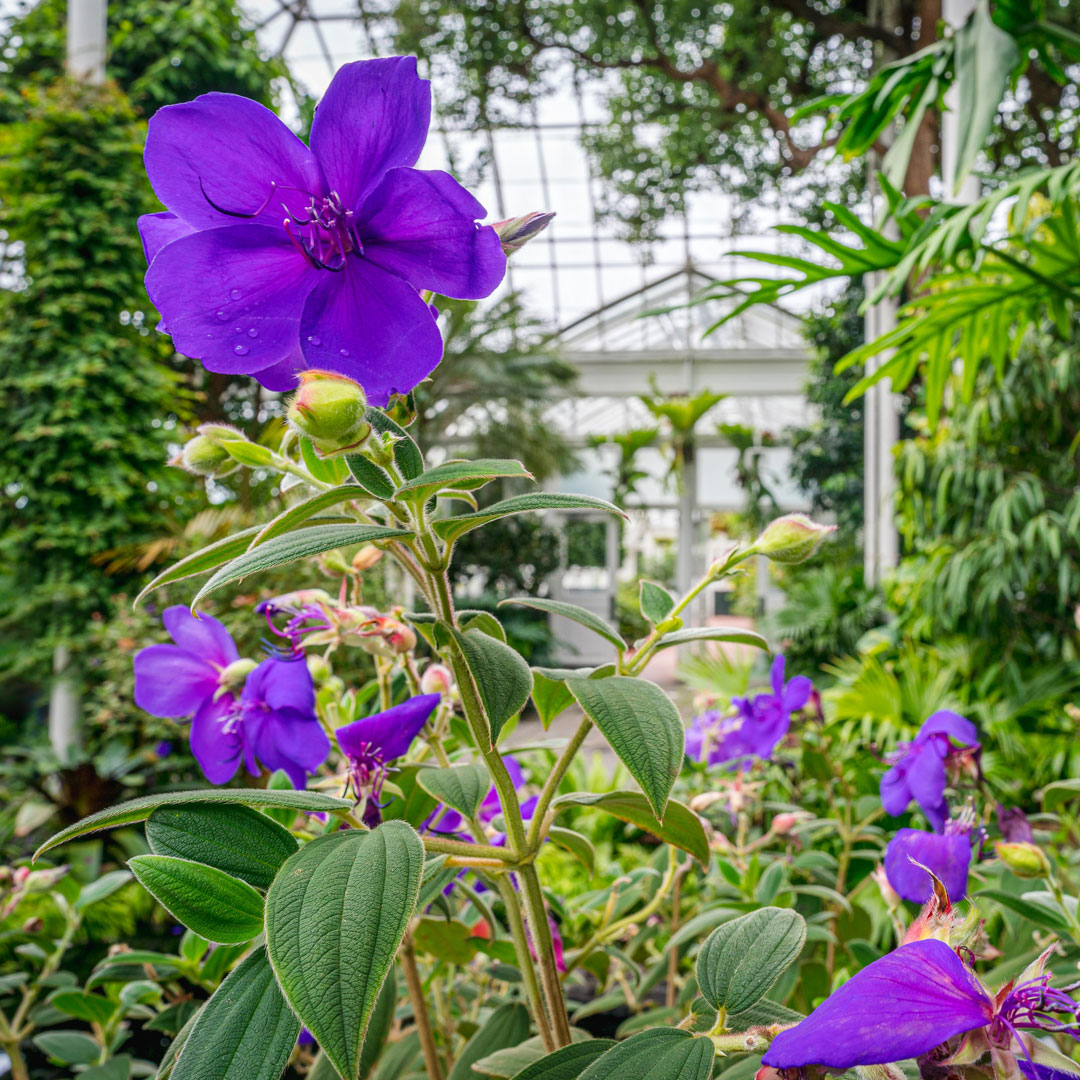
(265, 823), (423, 1080)
(652, 627), (768, 653)
(639, 581), (676, 624)
(500, 598), (625, 652)
(450, 627), (533, 746)
(248, 488), (367, 548)
(134, 527), (261, 605)
(417, 764), (490, 820)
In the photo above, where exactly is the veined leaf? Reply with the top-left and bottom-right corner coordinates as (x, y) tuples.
(396, 458), (532, 501)
(548, 827), (596, 874)
(345, 454), (395, 499)
(447, 1003), (530, 1080)
(129, 856), (265, 944)
(500, 598), (625, 652)
(170, 948), (299, 1080)
(249, 488), (369, 548)
(652, 626), (769, 653)
(504, 1040), (615, 1080)
(265, 823), (423, 1080)
(552, 791), (709, 867)
(36, 789), (350, 861)
(450, 627), (533, 746)
(134, 527), (261, 605)
(49, 990), (117, 1027)
(192, 523), (411, 605)
(577, 1029), (712, 1080)
(565, 678), (682, 819)
(417, 764), (490, 820)
(433, 492), (625, 544)
(365, 409), (424, 480)
(146, 803), (298, 890)
(639, 581), (675, 624)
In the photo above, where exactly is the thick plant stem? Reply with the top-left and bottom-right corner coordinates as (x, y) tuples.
(401, 936), (444, 1080)
(526, 717), (592, 851)
(493, 876), (555, 1052)
(518, 864), (573, 1046)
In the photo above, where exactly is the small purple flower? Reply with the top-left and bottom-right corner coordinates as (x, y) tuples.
(762, 939), (1080, 1076)
(154, 740), (173, 758)
(880, 710), (980, 832)
(336, 694), (440, 824)
(190, 655), (330, 789)
(684, 710), (754, 768)
(884, 825), (973, 903)
(139, 57), (506, 405)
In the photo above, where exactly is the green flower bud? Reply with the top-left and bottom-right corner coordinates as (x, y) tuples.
(286, 371), (371, 455)
(994, 841), (1052, 879)
(491, 211), (556, 254)
(176, 435), (238, 478)
(306, 653), (333, 685)
(754, 513), (836, 565)
(218, 657), (258, 693)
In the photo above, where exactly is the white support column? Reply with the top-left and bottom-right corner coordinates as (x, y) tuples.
(67, 0), (107, 84)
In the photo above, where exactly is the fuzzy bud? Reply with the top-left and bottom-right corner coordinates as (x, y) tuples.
(754, 514), (836, 565)
(218, 657), (258, 693)
(306, 653), (333, 685)
(995, 841), (1052, 879)
(770, 812), (799, 835)
(492, 211), (556, 254)
(175, 434), (238, 478)
(420, 663), (453, 696)
(286, 371), (370, 455)
(351, 546), (383, 573)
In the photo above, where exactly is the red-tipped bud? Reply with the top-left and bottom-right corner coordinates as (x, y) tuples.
(286, 371), (370, 455)
(492, 211), (555, 254)
(420, 663), (453, 696)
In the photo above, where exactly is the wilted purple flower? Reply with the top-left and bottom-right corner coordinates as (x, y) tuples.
(880, 711), (980, 832)
(190, 655), (330, 789)
(884, 825), (973, 903)
(139, 58), (505, 405)
(762, 938), (1080, 1077)
(998, 803), (1035, 843)
(336, 694), (439, 825)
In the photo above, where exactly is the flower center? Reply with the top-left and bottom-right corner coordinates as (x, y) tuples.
(992, 976), (1080, 1053)
(284, 193), (361, 272)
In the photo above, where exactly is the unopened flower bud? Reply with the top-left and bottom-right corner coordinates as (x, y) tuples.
(492, 211), (555, 254)
(306, 653), (333, 685)
(420, 663), (453, 696)
(351, 546), (383, 573)
(689, 792), (725, 813)
(219, 657), (258, 693)
(287, 371), (370, 455)
(754, 514), (836, 565)
(22, 865), (68, 893)
(175, 434), (238, 478)
(319, 549), (352, 576)
(995, 841), (1052, 879)
(770, 812), (799, 835)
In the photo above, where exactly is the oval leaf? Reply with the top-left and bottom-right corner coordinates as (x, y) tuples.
(653, 626), (769, 653)
(396, 458), (532, 501)
(249, 488), (369, 548)
(639, 581), (675, 624)
(565, 678), (682, 820)
(170, 947), (299, 1080)
(451, 627), (533, 747)
(508, 1040), (617, 1080)
(365, 408), (424, 480)
(345, 454), (395, 499)
(500, 598), (624, 652)
(129, 856), (265, 945)
(265, 822), (424, 1080)
(696, 906), (806, 1015)
(146, 803), (298, 890)
(433, 492), (626, 544)
(192, 523), (412, 605)
(134, 527), (262, 605)
(577, 1029), (712, 1080)
(417, 764), (490, 820)
(36, 789), (350, 861)
(447, 1003), (530, 1080)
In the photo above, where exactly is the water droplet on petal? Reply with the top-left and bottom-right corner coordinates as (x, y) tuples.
(339, 349), (350, 357)
(235, 326), (243, 333)
(229, 288), (242, 300)
(233, 344), (249, 356)
(309, 335), (322, 347)
(216, 311), (227, 321)
(247, 327), (258, 338)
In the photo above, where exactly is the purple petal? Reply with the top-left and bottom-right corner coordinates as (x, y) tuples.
(298, 259), (443, 407)
(880, 765), (913, 818)
(189, 696), (243, 784)
(1020, 1063), (1080, 1080)
(762, 939), (992, 1069)
(336, 694), (440, 762)
(684, 715), (708, 761)
(253, 708), (331, 790)
(133, 645), (219, 718)
(244, 656), (315, 715)
(884, 829), (972, 903)
(243, 351), (304, 393)
(145, 224), (316, 376)
(144, 93), (324, 230)
(920, 710), (978, 748)
(139, 212), (197, 265)
(358, 168), (506, 299)
(782, 674), (812, 713)
(904, 743), (948, 827)
(769, 655), (786, 698)
(479, 756), (526, 821)
(310, 58), (430, 210)
(162, 606), (238, 668)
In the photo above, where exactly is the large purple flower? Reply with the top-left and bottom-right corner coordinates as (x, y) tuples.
(190, 655), (330, 789)
(762, 939), (1080, 1077)
(880, 710), (979, 832)
(884, 827), (973, 903)
(336, 694), (440, 824)
(139, 57), (506, 405)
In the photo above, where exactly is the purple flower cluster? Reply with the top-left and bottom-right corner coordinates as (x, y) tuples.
(139, 57), (506, 405)
(684, 656), (810, 769)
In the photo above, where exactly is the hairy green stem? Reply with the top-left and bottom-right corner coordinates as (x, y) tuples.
(526, 717), (592, 851)
(401, 936), (444, 1080)
(518, 863), (573, 1046)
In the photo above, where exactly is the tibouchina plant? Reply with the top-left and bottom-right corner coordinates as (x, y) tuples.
(28, 56), (1079, 1080)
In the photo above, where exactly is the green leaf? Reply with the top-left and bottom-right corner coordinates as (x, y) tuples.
(146, 1000), (202, 1036)
(32, 1030), (101, 1065)
(447, 1003), (530, 1080)
(365, 409), (424, 480)
(345, 454), (395, 499)
(639, 581), (675, 624)
(262, 769), (302, 828)
(565, 677), (682, 819)
(82, 1056), (132, 1080)
(577, 1029), (712, 1080)
(972, 889), (1072, 934)
(396, 458), (532, 502)
(951, 0), (1020, 193)
(501, 597), (624, 652)
(530, 669), (577, 729)
(433, 492), (625, 544)
(506, 1040), (617, 1080)
(129, 856), (265, 945)
(146, 803), (298, 890)
(170, 948), (300, 1080)
(696, 907), (806, 1014)
(358, 974), (397, 1080)
(1041, 778), (1080, 814)
(249, 488), (368, 547)
(416, 764), (490, 820)
(36, 789), (350, 861)
(450, 627), (533, 746)
(265, 822), (424, 1080)
(552, 791), (709, 867)
(413, 917), (478, 966)
(548, 827), (596, 874)
(49, 990), (117, 1026)
(192, 523), (412, 605)
(652, 627), (769, 653)
(134, 527), (262, 605)
(157, 1008), (200, 1080)
(75, 869), (133, 911)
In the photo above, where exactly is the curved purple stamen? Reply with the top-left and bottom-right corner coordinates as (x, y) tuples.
(992, 976), (1080, 1072)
